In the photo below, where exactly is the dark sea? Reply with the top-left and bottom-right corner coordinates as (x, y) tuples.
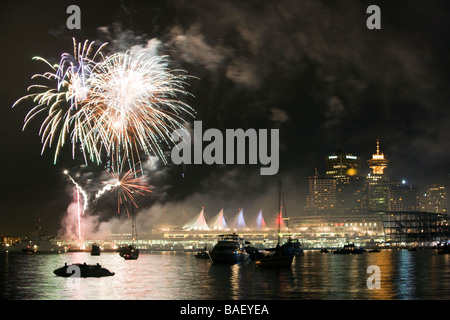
(1, 249), (449, 300)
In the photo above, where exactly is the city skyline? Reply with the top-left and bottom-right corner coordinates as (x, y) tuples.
(0, 1), (449, 237)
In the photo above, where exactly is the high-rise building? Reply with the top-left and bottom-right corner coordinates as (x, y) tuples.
(305, 169), (337, 211)
(325, 151), (368, 212)
(325, 152), (361, 183)
(387, 181), (419, 212)
(367, 139), (390, 211)
(423, 185), (448, 214)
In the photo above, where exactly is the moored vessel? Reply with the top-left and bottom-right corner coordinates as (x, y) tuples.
(208, 233), (249, 264)
(53, 263), (115, 277)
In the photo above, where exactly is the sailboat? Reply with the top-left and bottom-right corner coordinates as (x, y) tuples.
(255, 181), (294, 267)
(279, 188), (304, 256)
(120, 205), (139, 260)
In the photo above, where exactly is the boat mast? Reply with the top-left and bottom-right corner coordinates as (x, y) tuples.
(278, 180), (281, 245)
(131, 204), (137, 243)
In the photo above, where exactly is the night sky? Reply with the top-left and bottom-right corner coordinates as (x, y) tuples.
(0, 0), (449, 236)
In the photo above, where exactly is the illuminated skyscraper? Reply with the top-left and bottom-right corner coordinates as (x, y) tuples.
(367, 138), (389, 175)
(305, 169), (337, 211)
(326, 152), (361, 183)
(325, 151), (367, 212)
(367, 139), (390, 211)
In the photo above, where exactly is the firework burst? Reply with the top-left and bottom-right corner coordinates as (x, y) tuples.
(13, 39), (107, 164)
(14, 38), (196, 173)
(96, 165), (152, 216)
(84, 51), (195, 171)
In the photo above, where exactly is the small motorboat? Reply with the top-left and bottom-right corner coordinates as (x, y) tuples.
(194, 251), (210, 259)
(90, 243), (101, 256)
(121, 245), (139, 260)
(320, 248), (329, 253)
(437, 241), (450, 254)
(53, 263), (115, 278)
(332, 243), (364, 254)
(367, 248), (380, 253)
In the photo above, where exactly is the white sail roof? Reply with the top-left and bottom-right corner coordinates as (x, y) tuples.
(209, 209), (229, 230)
(182, 207), (210, 230)
(253, 209), (267, 230)
(229, 208), (248, 230)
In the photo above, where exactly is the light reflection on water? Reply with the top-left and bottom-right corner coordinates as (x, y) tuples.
(1, 250), (449, 300)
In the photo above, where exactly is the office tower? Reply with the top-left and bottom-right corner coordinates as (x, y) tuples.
(325, 152), (361, 183)
(425, 185), (448, 214)
(387, 181), (419, 211)
(325, 151), (368, 212)
(305, 169), (337, 210)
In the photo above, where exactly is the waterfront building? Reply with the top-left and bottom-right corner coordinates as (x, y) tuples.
(182, 207), (210, 231)
(380, 211), (449, 245)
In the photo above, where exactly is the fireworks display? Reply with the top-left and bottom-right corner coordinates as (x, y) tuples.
(13, 38), (195, 239)
(13, 38), (196, 173)
(95, 165), (152, 216)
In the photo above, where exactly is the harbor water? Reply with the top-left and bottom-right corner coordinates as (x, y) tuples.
(1, 249), (449, 300)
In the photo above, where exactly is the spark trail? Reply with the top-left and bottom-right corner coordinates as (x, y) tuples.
(13, 38), (196, 174)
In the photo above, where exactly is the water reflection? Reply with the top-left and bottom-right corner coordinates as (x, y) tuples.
(0, 250), (449, 299)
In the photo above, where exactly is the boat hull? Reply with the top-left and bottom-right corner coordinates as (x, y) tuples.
(255, 254), (293, 267)
(53, 263), (115, 277)
(209, 250), (249, 264)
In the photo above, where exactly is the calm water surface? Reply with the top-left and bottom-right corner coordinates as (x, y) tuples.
(1, 249), (449, 300)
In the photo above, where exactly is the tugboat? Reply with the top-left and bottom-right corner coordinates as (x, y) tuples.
(53, 263), (115, 277)
(208, 233), (249, 264)
(332, 243), (364, 254)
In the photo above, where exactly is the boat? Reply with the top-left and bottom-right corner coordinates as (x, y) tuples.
(280, 238), (304, 256)
(332, 243), (364, 254)
(122, 245), (139, 260)
(208, 233), (250, 264)
(90, 243), (101, 256)
(53, 263), (114, 277)
(408, 246), (417, 251)
(254, 181), (294, 267)
(255, 245), (294, 267)
(437, 240), (450, 254)
(120, 205), (139, 260)
(194, 246), (210, 259)
(320, 248), (329, 253)
(245, 241), (265, 260)
(194, 251), (210, 259)
(367, 248), (380, 253)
